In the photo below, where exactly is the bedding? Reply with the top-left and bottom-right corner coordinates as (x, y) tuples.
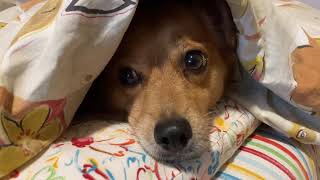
(216, 125), (320, 180)
(228, 0), (320, 145)
(0, 0), (137, 177)
(0, 0), (320, 179)
(6, 99), (261, 179)
(5, 110), (320, 180)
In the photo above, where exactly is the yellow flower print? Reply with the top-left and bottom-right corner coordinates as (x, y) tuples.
(214, 117), (230, 132)
(0, 22), (7, 30)
(316, 38), (320, 46)
(287, 123), (317, 144)
(11, 0), (63, 45)
(0, 105), (61, 178)
(241, 55), (264, 80)
(20, 0), (46, 12)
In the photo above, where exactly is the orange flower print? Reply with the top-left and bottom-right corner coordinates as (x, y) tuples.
(71, 137), (94, 148)
(70, 129), (136, 157)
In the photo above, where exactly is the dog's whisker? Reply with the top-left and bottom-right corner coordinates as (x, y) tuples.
(140, 111), (154, 118)
(127, 115), (139, 122)
(201, 111), (217, 119)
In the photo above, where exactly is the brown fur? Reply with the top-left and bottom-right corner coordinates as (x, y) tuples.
(80, 0), (237, 160)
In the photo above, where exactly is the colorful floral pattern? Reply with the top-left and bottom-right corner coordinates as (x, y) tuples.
(0, 105), (61, 177)
(1, 0), (320, 179)
(7, 99), (259, 179)
(6, 101), (319, 180)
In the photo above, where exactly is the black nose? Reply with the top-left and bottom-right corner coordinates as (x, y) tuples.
(154, 118), (192, 152)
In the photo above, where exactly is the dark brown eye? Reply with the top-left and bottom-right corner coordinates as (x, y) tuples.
(119, 67), (142, 87)
(184, 50), (207, 72)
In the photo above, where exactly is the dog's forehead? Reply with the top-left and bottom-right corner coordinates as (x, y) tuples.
(134, 5), (208, 41)
(116, 4), (212, 66)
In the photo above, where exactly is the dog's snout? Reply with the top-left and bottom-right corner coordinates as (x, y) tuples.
(154, 118), (192, 152)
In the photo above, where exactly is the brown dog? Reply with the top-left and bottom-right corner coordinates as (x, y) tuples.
(81, 0), (237, 161)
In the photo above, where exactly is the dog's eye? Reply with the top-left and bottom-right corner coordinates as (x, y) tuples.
(184, 50), (207, 72)
(119, 67), (142, 87)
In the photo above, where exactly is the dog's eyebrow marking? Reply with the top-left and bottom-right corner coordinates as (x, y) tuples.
(178, 39), (208, 54)
(124, 63), (149, 74)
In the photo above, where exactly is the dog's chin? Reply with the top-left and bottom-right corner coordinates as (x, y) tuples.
(138, 140), (205, 162)
(152, 151), (201, 163)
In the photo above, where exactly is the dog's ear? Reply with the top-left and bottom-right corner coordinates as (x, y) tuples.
(196, 0), (237, 51)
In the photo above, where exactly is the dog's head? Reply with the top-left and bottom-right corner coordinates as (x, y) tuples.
(90, 0), (237, 161)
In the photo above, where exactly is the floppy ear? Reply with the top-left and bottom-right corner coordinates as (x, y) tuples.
(196, 0), (237, 51)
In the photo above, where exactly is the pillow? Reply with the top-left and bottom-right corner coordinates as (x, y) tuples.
(5, 99), (260, 179)
(6, 103), (319, 179)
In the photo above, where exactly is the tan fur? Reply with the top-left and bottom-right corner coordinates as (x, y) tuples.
(81, 0), (236, 160)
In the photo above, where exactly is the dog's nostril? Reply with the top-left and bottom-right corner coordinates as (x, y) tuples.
(180, 134), (188, 146)
(161, 137), (170, 145)
(154, 118), (192, 152)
